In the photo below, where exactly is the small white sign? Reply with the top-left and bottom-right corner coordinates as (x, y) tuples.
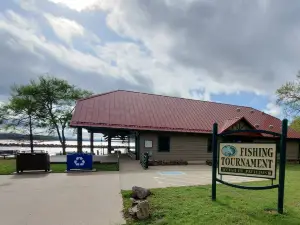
(145, 140), (153, 148)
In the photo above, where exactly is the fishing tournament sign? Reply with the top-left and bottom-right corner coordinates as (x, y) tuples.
(219, 143), (277, 179)
(211, 119), (288, 214)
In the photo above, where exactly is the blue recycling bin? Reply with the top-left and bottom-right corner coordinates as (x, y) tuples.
(67, 153), (93, 171)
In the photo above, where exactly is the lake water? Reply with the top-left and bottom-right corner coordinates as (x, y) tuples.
(0, 140), (135, 156)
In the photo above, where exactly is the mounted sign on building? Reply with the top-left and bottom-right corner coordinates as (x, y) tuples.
(219, 143), (277, 179)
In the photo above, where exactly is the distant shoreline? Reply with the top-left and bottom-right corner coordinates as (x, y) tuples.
(0, 143), (130, 148)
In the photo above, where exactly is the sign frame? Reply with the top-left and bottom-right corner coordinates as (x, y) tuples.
(218, 142), (278, 180)
(211, 119), (288, 214)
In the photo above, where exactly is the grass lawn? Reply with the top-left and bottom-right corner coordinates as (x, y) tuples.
(0, 159), (118, 174)
(122, 164), (300, 225)
(0, 159), (15, 175)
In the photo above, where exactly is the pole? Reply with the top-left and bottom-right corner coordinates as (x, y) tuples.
(77, 127), (82, 153)
(212, 123), (218, 201)
(278, 119), (288, 214)
(90, 132), (94, 154)
(108, 135), (112, 154)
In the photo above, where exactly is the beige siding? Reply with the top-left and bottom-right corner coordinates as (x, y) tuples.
(286, 142), (299, 160)
(139, 133), (211, 162)
(139, 133), (299, 161)
(252, 139), (299, 160)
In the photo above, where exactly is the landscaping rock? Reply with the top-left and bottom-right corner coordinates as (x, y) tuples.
(128, 200), (150, 220)
(131, 186), (151, 200)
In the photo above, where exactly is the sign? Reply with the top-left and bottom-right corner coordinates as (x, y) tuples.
(67, 153), (93, 171)
(145, 140), (153, 148)
(218, 143), (277, 179)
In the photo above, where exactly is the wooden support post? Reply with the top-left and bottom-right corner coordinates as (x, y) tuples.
(90, 132), (94, 154)
(135, 132), (140, 160)
(108, 135), (112, 154)
(128, 135), (130, 153)
(77, 127), (82, 153)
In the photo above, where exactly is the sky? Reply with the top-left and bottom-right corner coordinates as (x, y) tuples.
(0, 0), (299, 137)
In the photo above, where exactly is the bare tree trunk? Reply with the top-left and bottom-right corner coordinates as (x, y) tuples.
(61, 127), (66, 155)
(29, 115), (34, 153)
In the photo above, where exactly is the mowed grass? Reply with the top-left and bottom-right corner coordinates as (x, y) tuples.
(122, 164), (300, 225)
(0, 159), (118, 174)
(0, 159), (15, 175)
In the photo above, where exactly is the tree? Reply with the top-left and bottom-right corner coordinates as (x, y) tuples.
(32, 76), (92, 155)
(289, 117), (300, 132)
(276, 72), (300, 117)
(0, 84), (42, 153)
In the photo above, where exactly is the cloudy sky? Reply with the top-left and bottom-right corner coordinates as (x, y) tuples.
(1, 0), (299, 121)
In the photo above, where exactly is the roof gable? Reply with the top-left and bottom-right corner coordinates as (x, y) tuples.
(70, 90), (300, 139)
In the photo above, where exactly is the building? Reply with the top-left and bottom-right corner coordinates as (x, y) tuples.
(70, 90), (300, 164)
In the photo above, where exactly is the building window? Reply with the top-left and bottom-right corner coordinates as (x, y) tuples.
(158, 136), (170, 152)
(207, 137), (212, 153)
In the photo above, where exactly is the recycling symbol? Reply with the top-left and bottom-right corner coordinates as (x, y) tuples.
(74, 157), (85, 166)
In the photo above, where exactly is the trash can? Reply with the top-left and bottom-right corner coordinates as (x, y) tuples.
(16, 152), (50, 173)
(67, 153), (93, 171)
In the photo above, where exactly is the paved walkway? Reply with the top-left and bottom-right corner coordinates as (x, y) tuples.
(0, 156), (265, 225)
(0, 172), (125, 225)
(120, 163), (265, 190)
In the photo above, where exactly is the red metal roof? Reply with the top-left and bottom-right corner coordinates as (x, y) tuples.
(70, 90), (300, 139)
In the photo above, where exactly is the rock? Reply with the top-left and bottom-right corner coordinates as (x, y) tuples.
(136, 200), (150, 220)
(132, 186), (151, 200)
(128, 200), (150, 220)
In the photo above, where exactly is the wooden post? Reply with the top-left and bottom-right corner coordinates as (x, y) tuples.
(108, 135), (112, 154)
(77, 127), (82, 153)
(128, 135), (130, 153)
(90, 132), (94, 154)
(135, 132), (140, 160)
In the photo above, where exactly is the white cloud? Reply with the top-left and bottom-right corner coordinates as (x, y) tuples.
(91, 0), (300, 100)
(264, 102), (282, 118)
(44, 14), (84, 45)
(3, 1), (300, 108)
(48, 0), (100, 11)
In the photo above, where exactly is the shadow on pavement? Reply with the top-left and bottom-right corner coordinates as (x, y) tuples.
(10, 171), (51, 179)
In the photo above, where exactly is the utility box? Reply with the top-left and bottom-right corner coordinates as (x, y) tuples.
(16, 152), (50, 173)
(67, 153), (93, 171)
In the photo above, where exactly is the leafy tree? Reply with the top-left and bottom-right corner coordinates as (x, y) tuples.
(32, 76), (93, 155)
(276, 72), (300, 117)
(0, 84), (42, 153)
(289, 117), (300, 132)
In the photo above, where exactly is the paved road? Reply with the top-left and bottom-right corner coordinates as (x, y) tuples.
(0, 172), (125, 225)
(0, 157), (265, 225)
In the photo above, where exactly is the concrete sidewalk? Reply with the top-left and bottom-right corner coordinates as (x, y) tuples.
(120, 164), (265, 190)
(0, 173), (125, 225)
(0, 159), (265, 225)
